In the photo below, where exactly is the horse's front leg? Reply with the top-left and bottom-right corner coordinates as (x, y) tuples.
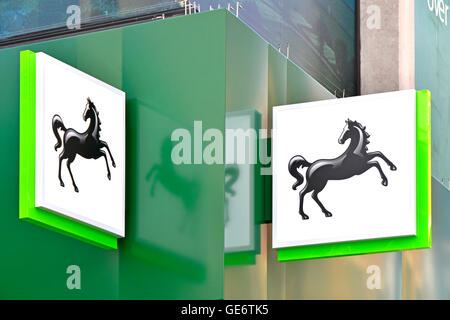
(150, 172), (159, 196)
(66, 156), (79, 192)
(146, 165), (158, 182)
(100, 140), (115, 168)
(367, 161), (388, 186)
(58, 152), (65, 187)
(367, 151), (396, 171)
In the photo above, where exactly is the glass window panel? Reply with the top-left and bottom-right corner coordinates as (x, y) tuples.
(0, 1), (182, 39)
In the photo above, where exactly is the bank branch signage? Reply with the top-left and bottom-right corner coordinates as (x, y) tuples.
(19, 50), (125, 249)
(272, 90), (431, 261)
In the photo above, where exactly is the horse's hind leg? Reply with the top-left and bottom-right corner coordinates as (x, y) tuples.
(312, 188), (332, 218)
(58, 152), (65, 187)
(100, 150), (111, 180)
(66, 155), (79, 193)
(299, 185), (312, 220)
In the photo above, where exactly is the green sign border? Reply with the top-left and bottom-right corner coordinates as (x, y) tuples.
(19, 50), (118, 250)
(278, 90), (432, 261)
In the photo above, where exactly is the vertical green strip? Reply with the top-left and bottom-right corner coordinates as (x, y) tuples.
(19, 50), (36, 220)
(416, 90), (432, 247)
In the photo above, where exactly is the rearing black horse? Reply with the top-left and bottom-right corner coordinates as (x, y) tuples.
(52, 97), (116, 193)
(288, 119), (397, 220)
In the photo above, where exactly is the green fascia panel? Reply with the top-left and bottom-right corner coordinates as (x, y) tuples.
(278, 90), (432, 261)
(117, 11), (226, 299)
(1, 10), (227, 299)
(19, 50), (118, 250)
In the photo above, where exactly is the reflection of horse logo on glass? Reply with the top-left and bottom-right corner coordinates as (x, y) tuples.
(288, 119), (397, 220)
(146, 137), (200, 215)
(52, 97), (116, 193)
(224, 164), (239, 226)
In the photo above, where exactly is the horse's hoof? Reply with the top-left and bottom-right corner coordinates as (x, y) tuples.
(112, 162), (116, 168)
(325, 212), (333, 217)
(74, 186), (79, 193)
(107, 173), (111, 180)
(60, 181), (65, 187)
(382, 179), (388, 186)
(300, 214), (309, 220)
(390, 165), (397, 171)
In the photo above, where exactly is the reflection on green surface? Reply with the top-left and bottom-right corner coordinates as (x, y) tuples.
(118, 10), (227, 299)
(1, 10), (227, 299)
(146, 137), (201, 213)
(225, 164), (240, 226)
(121, 97), (221, 297)
(224, 110), (261, 266)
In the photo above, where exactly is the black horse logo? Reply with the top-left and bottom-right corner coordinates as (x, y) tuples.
(288, 119), (397, 220)
(52, 97), (116, 193)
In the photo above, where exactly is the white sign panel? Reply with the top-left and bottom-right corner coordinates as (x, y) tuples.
(272, 90), (416, 249)
(35, 52), (126, 237)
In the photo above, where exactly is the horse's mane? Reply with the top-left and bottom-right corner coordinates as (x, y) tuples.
(87, 98), (102, 139)
(348, 119), (370, 152)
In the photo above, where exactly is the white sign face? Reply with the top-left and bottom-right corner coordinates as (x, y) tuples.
(35, 52), (125, 237)
(272, 90), (417, 249)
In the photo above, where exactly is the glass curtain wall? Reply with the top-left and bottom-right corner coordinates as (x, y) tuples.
(199, 0), (356, 96)
(1, 1), (356, 96)
(0, 1), (182, 39)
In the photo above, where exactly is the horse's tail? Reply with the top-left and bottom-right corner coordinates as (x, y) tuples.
(52, 114), (66, 151)
(288, 155), (311, 190)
